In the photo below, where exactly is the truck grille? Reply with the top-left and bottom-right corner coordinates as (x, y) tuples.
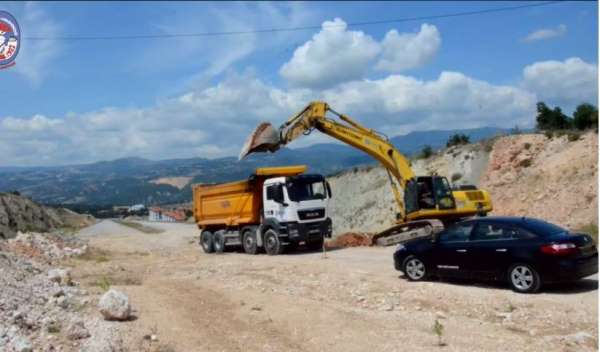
(465, 191), (484, 201)
(298, 208), (325, 220)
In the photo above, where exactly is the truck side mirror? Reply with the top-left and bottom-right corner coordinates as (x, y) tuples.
(326, 181), (332, 198)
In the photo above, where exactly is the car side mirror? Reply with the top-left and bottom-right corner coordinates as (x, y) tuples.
(326, 181), (332, 198)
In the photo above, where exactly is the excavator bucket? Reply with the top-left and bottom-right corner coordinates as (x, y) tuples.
(239, 122), (282, 160)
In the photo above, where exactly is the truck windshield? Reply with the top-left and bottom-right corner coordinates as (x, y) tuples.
(286, 177), (327, 202)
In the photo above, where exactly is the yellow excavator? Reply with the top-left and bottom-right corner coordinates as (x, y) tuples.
(240, 101), (493, 246)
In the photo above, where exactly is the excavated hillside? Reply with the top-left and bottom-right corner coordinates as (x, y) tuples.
(327, 132), (598, 236)
(0, 192), (96, 239)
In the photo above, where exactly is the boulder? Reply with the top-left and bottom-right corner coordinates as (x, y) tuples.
(98, 289), (131, 321)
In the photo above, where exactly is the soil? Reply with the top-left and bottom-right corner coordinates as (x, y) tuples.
(72, 220), (598, 352)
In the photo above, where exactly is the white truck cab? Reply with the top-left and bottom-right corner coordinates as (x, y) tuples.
(261, 174), (332, 250)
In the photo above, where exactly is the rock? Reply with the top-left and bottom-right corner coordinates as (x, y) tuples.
(48, 268), (72, 285)
(12, 336), (32, 352)
(98, 289), (131, 321)
(66, 319), (91, 340)
(150, 334), (158, 341)
(563, 331), (594, 345)
(57, 296), (69, 309)
(435, 311), (447, 319)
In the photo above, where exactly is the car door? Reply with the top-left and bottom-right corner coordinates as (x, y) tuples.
(468, 221), (528, 280)
(431, 221), (475, 278)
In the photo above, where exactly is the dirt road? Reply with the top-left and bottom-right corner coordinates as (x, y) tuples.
(73, 220), (598, 351)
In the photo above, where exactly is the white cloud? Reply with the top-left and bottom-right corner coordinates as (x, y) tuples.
(11, 2), (62, 86)
(319, 71), (536, 135)
(522, 24), (567, 43)
(522, 57), (598, 107)
(279, 18), (381, 89)
(1, 68), (539, 166)
(376, 23), (441, 72)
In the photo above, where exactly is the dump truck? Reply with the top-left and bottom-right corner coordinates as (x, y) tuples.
(193, 165), (332, 255)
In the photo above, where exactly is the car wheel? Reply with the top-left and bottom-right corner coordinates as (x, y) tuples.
(242, 229), (258, 255)
(403, 255), (428, 281)
(200, 231), (214, 254)
(213, 232), (225, 254)
(264, 229), (283, 255)
(508, 263), (541, 293)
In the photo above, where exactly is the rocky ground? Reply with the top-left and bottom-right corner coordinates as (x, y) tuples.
(328, 132), (598, 236)
(64, 220), (597, 352)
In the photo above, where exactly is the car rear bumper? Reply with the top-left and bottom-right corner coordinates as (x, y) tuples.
(542, 253), (598, 283)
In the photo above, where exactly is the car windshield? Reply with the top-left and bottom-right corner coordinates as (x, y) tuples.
(522, 218), (567, 236)
(286, 177), (327, 202)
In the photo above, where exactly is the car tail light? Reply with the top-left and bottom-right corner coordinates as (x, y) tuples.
(540, 243), (578, 256)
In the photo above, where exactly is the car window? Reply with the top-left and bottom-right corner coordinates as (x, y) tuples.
(472, 223), (522, 241)
(438, 222), (473, 243)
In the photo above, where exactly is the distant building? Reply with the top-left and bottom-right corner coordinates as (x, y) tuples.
(148, 207), (186, 222)
(128, 204), (145, 212)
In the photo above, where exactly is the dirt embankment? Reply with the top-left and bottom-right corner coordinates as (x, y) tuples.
(327, 132), (598, 236)
(0, 193), (95, 239)
(480, 132), (598, 230)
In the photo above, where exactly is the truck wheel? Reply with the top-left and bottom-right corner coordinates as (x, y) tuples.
(200, 231), (214, 253)
(213, 232), (225, 254)
(264, 229), (283, 255)
(242, 229), (258, 255)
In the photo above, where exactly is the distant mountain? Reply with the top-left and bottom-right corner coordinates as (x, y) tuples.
(0, 127), (512, 206)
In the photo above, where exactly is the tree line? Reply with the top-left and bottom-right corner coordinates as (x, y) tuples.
(536, 102), (598, 131)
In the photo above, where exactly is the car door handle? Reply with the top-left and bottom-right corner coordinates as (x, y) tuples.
(495, 248), (507, 252)
(456, 249), (467, 253)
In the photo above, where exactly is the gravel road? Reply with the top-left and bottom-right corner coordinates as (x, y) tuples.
(73, 220), (598, 351)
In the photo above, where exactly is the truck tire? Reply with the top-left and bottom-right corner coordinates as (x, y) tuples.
(264, 229), (283, 255)
(242, 228), (258, 255)
(213, 231), (225, 254)
(200, 231), (214, 254)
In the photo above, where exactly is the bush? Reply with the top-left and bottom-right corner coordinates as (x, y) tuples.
(523, 143), (531, 150)
(544, 130), (554, 139)
(446, 133), (470, 148)
(419, 145), (433, 159)
(573, 103), (598, 130)
(567, 132), (581, 142)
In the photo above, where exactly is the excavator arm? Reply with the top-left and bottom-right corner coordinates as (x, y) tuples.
(240, 101), (415, 220)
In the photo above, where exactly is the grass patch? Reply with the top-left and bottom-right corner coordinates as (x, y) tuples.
(91, 273), (143, 291)
(96, 276), (111, 291)
(576, 223), (598, 244)
(115, 220), (164, 234)
(47, 322), (61, 334)
(77, 247), (111, 263)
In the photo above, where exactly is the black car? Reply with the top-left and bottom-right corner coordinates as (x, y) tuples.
(393, 216), (598, 293)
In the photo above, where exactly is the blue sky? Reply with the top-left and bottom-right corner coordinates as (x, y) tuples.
(0, 1), (597, 166)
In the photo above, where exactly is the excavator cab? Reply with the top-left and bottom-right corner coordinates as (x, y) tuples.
(405, 176), (456, 215)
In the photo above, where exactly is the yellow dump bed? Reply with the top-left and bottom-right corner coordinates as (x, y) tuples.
(193, 165), (306, 229)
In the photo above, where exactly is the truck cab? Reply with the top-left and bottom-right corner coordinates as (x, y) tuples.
(262, 174), (332, 252)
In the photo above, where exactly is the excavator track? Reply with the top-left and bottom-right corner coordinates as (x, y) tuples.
(372, 219), (445, 246)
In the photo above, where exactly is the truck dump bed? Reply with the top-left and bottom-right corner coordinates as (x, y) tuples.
(193, 165), (306, 229)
